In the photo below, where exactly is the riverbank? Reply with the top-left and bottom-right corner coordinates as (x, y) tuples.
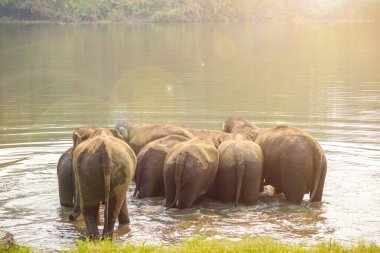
(0, 17), (377, 25)
(0, 0), (378, 23)
(2, 237), (379, 253)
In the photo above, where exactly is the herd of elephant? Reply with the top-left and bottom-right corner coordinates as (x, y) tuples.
(57, 117), (327, 239)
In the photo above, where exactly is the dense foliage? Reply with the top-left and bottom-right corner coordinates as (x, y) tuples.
(0, 0), (379, 22)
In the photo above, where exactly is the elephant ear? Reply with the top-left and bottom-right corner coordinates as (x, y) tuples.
(118, 127), (129, 142)
(73, 132), (83, 148)
(247, 129), (261, 142)
(221, 122), (227, 132)
(109, 128), (124, 140)
(72, 128), (96, 148)
(212, 135), (223, 148)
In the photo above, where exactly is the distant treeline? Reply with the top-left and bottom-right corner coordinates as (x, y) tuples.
(0, 0), (379, 22)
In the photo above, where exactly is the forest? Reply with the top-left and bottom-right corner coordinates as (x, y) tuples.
(0, 0), (379, 23)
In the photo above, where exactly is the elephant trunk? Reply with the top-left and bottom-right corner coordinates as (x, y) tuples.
(235, 156), (245, 207)
(167, 152), (187, 209)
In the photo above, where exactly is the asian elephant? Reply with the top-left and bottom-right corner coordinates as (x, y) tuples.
(213, 133), (263, 205)
(164, 136), (219, 209)
(134, 134), (190, 198)
(222, 117), (259, 139)
(222, 117), (327, 204)
(57, 127), (98, 207)
(72, 127), (98, 148)
(69, 128), (136, 239)
(115, 120), (194, 155)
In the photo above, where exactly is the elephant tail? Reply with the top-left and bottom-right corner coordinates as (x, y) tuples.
(235, 155), (245, 207)
(69, 160), (81, 220)
(306, 142), (325, 206)
(103, 154), (112, 236)
(133, 151), (146, 198)
(167, 152), (187, 209)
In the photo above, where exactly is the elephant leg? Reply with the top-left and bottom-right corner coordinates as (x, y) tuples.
(159, 185), (165, 197)
(179, 154), (212, 209)
(177, 185), (201, 209)
(117, 197), (130, 225)
(206, 179), (217, 199)
(282, 182), (306, 204)
(138, 179), (153, 199)
(280, 164), (310, 204)
(244, 161), (262, 205)
(139, 150), (166, 198)
(240, 172), (260, 205)
(103, 193), (126, 238)
(216, 166), (236, 203)
(69, 205), (81, 220)
(139, 176), (164, 198)
(83, 203), (100, 239)
(58, 176), (74, 207)
(58, 148), (74, 207)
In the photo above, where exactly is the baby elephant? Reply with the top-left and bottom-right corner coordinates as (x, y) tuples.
(69, 128), (136, 239)
(213, 133), (263, 205)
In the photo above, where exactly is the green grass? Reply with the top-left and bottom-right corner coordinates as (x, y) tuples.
(67, 237), (379, 253)
(0, 244), (31, 253)
(2, 237), (379, 252)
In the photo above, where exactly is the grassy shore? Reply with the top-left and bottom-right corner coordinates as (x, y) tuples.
(2, 237), (379, 253)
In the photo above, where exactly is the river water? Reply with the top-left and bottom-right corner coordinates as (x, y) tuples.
(0, 23), (379, 251)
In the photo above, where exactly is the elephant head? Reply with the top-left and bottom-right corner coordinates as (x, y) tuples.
(222, 117), (261, 141)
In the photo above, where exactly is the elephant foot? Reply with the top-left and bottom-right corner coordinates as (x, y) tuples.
(118, 213), (130, 225)
(101, 232), (114, 241)
(87, 234), (101, 241)
(117, 223), (131, 237)
(69, 206), (81, 220)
